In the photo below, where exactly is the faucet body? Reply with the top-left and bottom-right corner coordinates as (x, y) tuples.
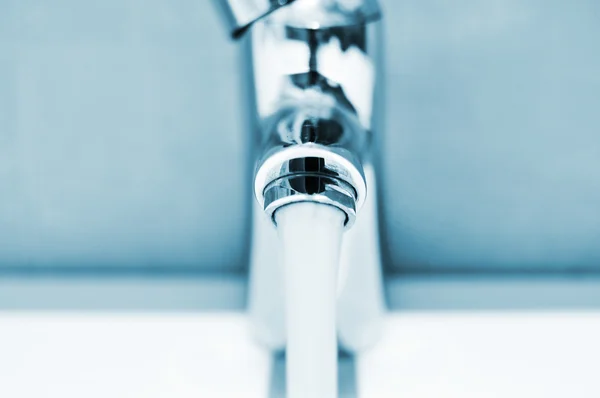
(215, 0), (386, 352)
(251, 2), (381, 227)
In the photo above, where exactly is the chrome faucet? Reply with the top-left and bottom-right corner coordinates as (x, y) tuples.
(214, 0), (385, 354)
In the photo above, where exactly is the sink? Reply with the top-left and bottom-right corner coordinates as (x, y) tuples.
(1, 312), (598, 397)
(0, 313), (270, 398)
(360, 312), (600, 397)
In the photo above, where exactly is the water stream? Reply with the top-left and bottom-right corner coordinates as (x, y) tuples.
(275, 202), (346, 398)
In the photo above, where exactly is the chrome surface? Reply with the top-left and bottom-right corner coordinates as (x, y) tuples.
(214, 0), (297, 38)
(253, 108), (368, 222)
(215, 0), (381, 39)
(243, 1), (382, 224)
(264, 175), (357, 227)
(238, 1), (387, 357)
(267, 0), (381, 30)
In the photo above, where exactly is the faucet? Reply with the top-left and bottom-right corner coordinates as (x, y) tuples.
(214, 0), (385, 357)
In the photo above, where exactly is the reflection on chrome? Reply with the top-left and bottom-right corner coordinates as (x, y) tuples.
(227, 0), (384, 223)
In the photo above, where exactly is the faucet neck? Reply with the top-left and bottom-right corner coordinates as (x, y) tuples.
(215, 0), (381, 38)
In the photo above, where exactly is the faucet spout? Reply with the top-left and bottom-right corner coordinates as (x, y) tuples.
(249, 2), (382, 225)
(214, 0), (386, 368)
(240, 1), (386, 357)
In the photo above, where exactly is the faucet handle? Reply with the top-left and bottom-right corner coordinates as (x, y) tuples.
(213, 0), (298, 39)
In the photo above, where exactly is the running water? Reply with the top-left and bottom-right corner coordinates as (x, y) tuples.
(275, 202), (346, 398)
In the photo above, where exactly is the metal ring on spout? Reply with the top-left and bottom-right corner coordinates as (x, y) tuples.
(263, 174), (357, 228)
(255, 144), (367, 230)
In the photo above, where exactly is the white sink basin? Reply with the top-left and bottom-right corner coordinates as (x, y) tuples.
(2, 312), (600, 397)
(360, 313), (600, 398)
(0, 314), (270, 398)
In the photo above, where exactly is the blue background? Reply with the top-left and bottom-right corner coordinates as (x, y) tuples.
(0, 0), (599, 274)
